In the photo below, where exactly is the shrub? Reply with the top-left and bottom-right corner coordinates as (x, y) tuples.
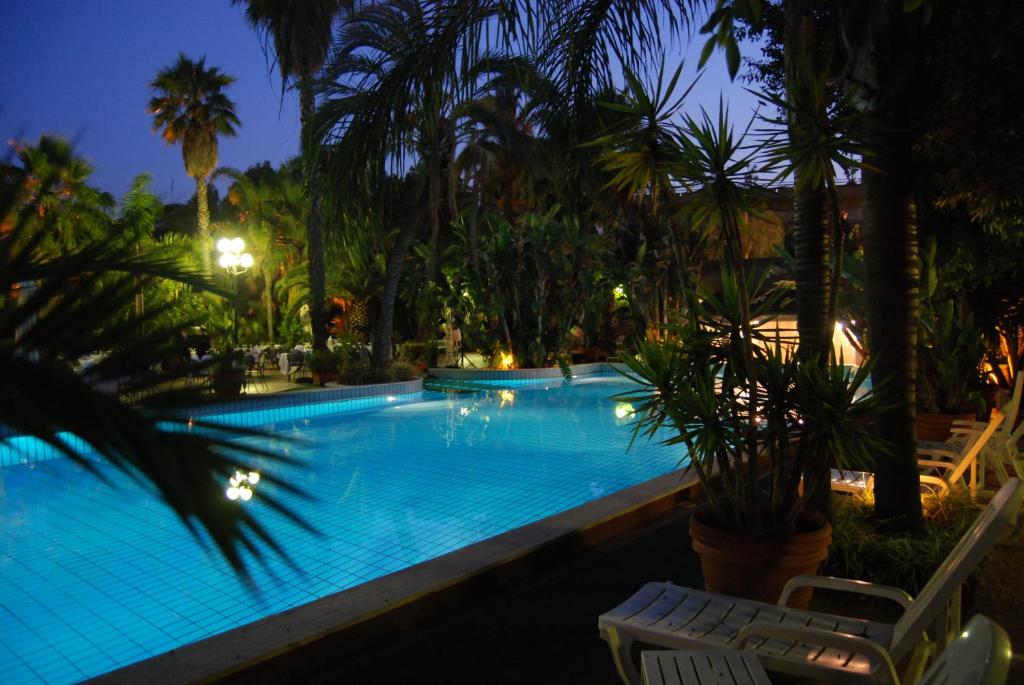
(306, 349), (339, 374)
(397, 341), (438, 367)
(387, 360), (419, 381)
(825, 494), (983, 595)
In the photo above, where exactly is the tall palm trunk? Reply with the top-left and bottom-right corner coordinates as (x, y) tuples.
(263, 269), (275, 344)
(300, 75), (328, 352)
(785, 0), (833, 519)
(844, 0), (925, 531)
(863, 121), (923, 530)
(425, 133), (442, 283)
(195, 176), (212, 274)
(372, 219), (418, 367)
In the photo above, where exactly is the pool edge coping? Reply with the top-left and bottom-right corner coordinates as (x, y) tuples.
(91, 467), (700, 684)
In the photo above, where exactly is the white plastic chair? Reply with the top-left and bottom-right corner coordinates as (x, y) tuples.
(833, 411), (1005, 499)
(598, 479), (1024, 685)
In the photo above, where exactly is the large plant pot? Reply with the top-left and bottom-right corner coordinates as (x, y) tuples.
(689, 515), (832, 609)
(312, 371), (337, 386)
(212, 370), (245, 398)
(916, 412), (976, 441)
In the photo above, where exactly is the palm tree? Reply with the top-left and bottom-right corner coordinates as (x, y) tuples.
(148, 54), (240, 274)
(1, 151), (306, 582)
(835, 0), (929, 530)
(232, 0), (349, 352)
(317, 0), (496, 367)
(6, 135), (115, 254)
(220, 166), (306, 344)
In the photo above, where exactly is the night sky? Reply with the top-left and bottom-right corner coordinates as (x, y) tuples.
(1, 1), (756, 204)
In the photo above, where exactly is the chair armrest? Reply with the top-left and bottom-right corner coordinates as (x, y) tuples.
(918, 475), (951, 495)
(917, 459), (958, 471)
(735, 622), (900, 685)
(916, 448), (959, 460)
(778, 575), (914, 610)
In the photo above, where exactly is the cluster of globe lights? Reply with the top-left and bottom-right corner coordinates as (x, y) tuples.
(217, 237), (253, 273)
(226, 469), (260, 501)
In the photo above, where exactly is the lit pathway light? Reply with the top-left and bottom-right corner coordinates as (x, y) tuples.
(217, 237), (254, 346)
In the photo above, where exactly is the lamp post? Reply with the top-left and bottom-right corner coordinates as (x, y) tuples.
(216, 237), (253, 347)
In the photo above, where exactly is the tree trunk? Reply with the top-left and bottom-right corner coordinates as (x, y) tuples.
(863, 122), (923, 531)
(843, 0), (925, 532)
(785, 0), (833, 520)
(264, 269), (275, 344)
(425, 128), (442, 284)
(300, 74), (328, 352)
(195, 176), (211, 274)
(372, 220), (418, 368)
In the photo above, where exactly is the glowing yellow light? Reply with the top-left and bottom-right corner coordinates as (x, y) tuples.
(613, 284), (626, 299)
(239, 486), (253, 501)
(499, 389), (515, 407)
(615, 402), (634, 419)
(226, 487), (240, 500)
(499, 352), (515, 369)
(834, 321), (844, 332)
(247, 471), (260, 484)
(216, 238), (232, 253)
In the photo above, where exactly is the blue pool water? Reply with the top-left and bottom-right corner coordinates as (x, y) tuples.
(0, 376), (684, 683)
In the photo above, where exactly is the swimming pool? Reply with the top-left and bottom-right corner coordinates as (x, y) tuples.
(0, 375), (684, 683)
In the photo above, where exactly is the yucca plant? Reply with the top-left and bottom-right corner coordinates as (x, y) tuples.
(616, 104), (886, 538)
(619, 267), (884, 537)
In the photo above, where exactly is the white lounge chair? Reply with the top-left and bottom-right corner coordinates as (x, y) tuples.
(641, 613), (1011, 685)
(939, 372), (1024, 493)
(832, 411), (1005, 498)
(598, 478), (1024, 685)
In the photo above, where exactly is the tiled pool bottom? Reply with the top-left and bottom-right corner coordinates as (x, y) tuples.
(0, 376), (683, 683)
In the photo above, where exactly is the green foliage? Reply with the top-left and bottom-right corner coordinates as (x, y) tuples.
(305, 348), (339, 374)
(448, 208), (611, 368)
(917, 237), (988, 414)
(619, 267), (885, 537)
(825, 495), (983, 595)
(397, 340), (438, 367)
(148, 54), (240, 180)
(557, 356), (573, 382)
(1, 159), (308, 582)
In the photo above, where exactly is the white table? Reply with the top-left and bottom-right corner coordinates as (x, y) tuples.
(641, 649), (770, 685)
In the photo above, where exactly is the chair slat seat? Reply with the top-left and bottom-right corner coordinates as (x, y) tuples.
(601, 480), (1024, 685)
(600, 582), (893, 681)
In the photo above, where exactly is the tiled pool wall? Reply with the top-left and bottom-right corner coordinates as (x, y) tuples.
(0, 380), (423, 468)
(0, 365), (632, 468)
(427, 361), (627, 381)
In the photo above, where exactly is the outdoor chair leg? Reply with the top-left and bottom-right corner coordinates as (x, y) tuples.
(603, 627), (641, 685)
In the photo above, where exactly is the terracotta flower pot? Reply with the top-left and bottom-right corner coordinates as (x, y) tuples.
(689, 515), (832, 609)
(312, 371), (337, 386)
(916, 411), (977, 442)
(212, 370), (245, 398)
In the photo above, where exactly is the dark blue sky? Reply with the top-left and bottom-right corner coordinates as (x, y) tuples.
(1, 1), (757, 204)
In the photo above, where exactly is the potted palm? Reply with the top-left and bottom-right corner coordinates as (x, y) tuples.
(618, 268), (884, 607)
(307, 349), (339, 386)
(211, 348), (247, 398)
(594, 94), (883, 607)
